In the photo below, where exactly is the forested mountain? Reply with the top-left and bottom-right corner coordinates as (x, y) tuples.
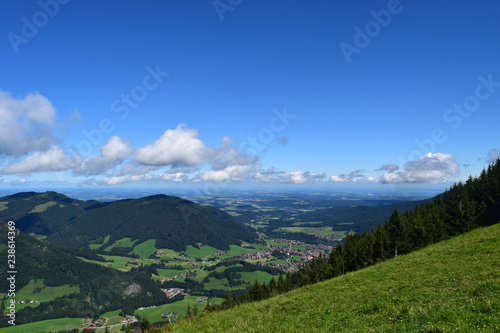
(0, 191), (94, 236)
(293, 199), (425, 233)
(0, 223), (167, 327)
(0, 193), (257, 252)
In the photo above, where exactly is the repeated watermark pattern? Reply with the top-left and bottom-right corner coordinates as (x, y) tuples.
(213, 0), (243, 21)
(238, 106), (296, 156)
(7, 0), (71, 54)
(339, 0), (410, 64)
(5, 221), (17, 326)
(75, 64), (169, 157)
(180, 106), (295, 225)
(399, 74), (499, 166)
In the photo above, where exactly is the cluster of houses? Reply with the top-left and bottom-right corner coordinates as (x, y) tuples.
(316, 234), (343, 242)
(238, 250), (272, 261)
(11, 300), (39, 305)
(82, 317), (108, 330)
(161, 288), (186, 299)
(162, 312), (179, 319)
(270, 238), (305, 246)
(121, 315), (137, 324)
(159, 270), (197, 283)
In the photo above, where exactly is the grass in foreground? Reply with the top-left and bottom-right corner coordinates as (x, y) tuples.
(0, 317), (83, 333)
(160, 224), (500, 332)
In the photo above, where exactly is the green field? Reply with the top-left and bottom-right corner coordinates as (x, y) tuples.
(157, 269), (187, 279)
(185, 245), (220, 258)
(218, 245), (257, 259)
(9, 279), (79, 303)
(291, 221), (323, 226)
(136, 296), (224, 324)
(89, 234), (111, 249)
(133, 239), (158, 258)
(202, 269), (278, 291)
(161, 224), (500, 332)
(104, 237), (136, 251)
(28, 201), (58, 213)
(0, 317), (83, 333)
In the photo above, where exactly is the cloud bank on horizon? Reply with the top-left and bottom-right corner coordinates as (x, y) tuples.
(0, 91), (494, 187)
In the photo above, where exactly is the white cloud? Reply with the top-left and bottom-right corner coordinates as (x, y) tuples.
(208, 137), (259, 169)
(487, 149), (500, 163)
(255, 168), (325, 184)
(329, 169), (366, 183)
(0, 91), (58, 156)
(134, 125), (207, 167)
(75, 136), (132, 175)
(379, 153), (458, 184)
(102, 174), (153, 186)
(1, 146), (81, 174)
(200, 165), (255, 182)
(160, 172), (189, 182)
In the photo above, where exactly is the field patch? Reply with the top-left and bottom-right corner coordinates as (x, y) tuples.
(104, 237), (135, 252)
(185, 245), (220, 258)
(0, 201), (8, 211)
(0, 317), (83, 333)
(135, 296), (224, 324)
(13, 279), (79, 303)
(28, 201), (57, 213)
(89, 234), (110, 249)
(133, 239), (158, 258)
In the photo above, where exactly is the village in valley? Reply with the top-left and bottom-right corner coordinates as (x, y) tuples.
(53, 189), (414, 331)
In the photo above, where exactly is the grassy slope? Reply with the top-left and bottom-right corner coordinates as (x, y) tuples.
(0, 317), (83, 333)
(161, 224), (499, 333)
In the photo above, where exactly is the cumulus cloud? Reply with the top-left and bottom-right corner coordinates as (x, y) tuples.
(134, 125), (207, 167)
(2, 146), (80, 174)
(379, 153), (458, 184)
(0, 91), (58, 156)
(208, 137), (259, 170)
(75, 136), (132, 175)
(255, 168), (325, 184)
(200, 165), (255, 182)
(329, 169), (366, 183)
(487, 149), (500, 163)
(102, 174), (153, 186)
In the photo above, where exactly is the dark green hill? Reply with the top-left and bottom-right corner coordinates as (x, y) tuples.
(294, 200), (424, 233)
(0, 191), (95, 236)
(0, 192), (257, 252)
(0, 223), (167, 327)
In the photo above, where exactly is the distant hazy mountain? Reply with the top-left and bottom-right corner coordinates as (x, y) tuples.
(0, 191), (257, 252)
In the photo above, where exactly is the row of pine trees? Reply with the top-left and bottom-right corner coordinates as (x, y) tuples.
(209, 159), (500, 309)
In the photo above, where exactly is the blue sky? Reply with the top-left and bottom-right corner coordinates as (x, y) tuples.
(0, 0), (499, 190)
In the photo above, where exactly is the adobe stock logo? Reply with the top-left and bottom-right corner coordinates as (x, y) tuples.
(75, 64), (168, 157)
(399, 74), (499, 166)
(7, 0), (70, 54)
(339, 0), (410, 64)
(213, 0), (242, 21)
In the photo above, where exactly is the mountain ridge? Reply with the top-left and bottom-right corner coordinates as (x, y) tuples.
(0, 191), (257, 252)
